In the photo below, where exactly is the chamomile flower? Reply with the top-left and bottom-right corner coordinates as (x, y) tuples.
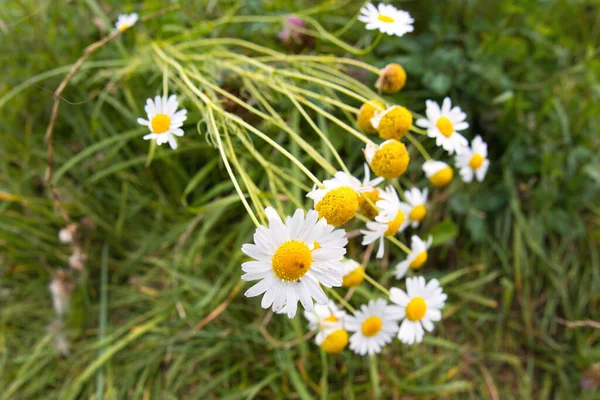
(394, 236), (432, 279)
(341, 259), (365, 287)
(404, 187), (428, 228)
(370, 105), (413, 140)
(357, 100), (386, 134)
(361, 186), (411, 258)
(241, 207), (348, 318)
(307, 170), (378, 226)
(345, 299), (401, 355)
(137, 95), (187, 150)
(390, 277), (447, 345)
(358, 3), (414, 38)
(304, 300), (347, 348)
(422, 160), (454, 187)
(416, 97), (469, 154)
(455, 135), (490, 182)
(376, 63), (407, 93)
(115, 13), (138, 32)
(358, 163), (384, 219)
(364, 140), (410, 179)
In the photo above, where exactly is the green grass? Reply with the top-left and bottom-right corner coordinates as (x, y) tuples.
(1, 0), (599, 398)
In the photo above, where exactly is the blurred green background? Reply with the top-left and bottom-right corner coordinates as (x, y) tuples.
(1, 0), (599, 398)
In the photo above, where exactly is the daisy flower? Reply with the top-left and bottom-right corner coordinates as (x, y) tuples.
(361, 186), (411, 258)
(455, 135), (490, 182)
(307, 170), (379, 226)
(357, 163), (385, 219)
(390, 277), (447, 345)
(115, 13), (139, 32)
(394, 236), (432, 279)
(241, 207), (347, 318)
(345, 299), (402, 355)
(137, 95), (187, 150)
(357, 100), (386, 134)
(364, 140), (410, 179)
(304, 301), (349, 353)
(422, 160), (454, 187)
(341, 259), (365, 288)
(370, 105), (413, 140)
(404, 187), (428, 228)
(358, 3), (414, 37)
(376, 63), (407, 94)
(416, 97), (469, 154)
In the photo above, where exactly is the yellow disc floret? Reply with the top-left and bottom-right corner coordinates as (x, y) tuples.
(469, 153), (484, 170)
(361, 316), (383, 337)
(315, 186), (359, 226)
(409, 205), (426, 222)
(377, 14), (394, 23)
(369, 140), (410, 179)
(409, 252), (428, 269)
(272, 240), (312, 281)
(384, 210), (405, 236)
(358, 190), (382, 220)
(324, 315), (338, 323)
(436, 117), (454, 137)
(342, 265), (365, 287)
(376, 63), (407, 93)
(320, 329), (349, 353)
(358, 100), (386, 134)
(151, 114), (171, 134)
(406, 297), (427, 321)
(377, 106), (413, 140)
(430, 167), (453, 187)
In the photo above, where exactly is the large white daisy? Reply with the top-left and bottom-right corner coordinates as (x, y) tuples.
(137, 95), (187, 150)
(345, 299), (402, 355)
(416, 97), (469, 154)
(455, 135), (490, 182)
(241, 207), (348, 318)
(390, 277), (447, 345)
(115, 13), (139, 32)
(361, 186), (411, 258)
(304, 300), (347, 345)
(404, 187), (428, 228)
(358, 3), (414, 37)
(393, 236), (432, 279)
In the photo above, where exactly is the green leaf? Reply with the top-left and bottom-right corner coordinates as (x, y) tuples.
(429, 220), (458, 246)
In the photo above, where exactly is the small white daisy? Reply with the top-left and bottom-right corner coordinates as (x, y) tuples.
(241, 207), (348, 318)
(390, 277), (447, 345)
(416, 97), (469, 154)
(345, 299), (402, 356)
(137, 95), (187, 150)
(422, 160), (454, 188)
(341, 259), (365, 287)
(358, 3), (414, 37)
(455, 135), (490, 182)
(304, 300), (347, 345)
(361, 186), (411, 258)
(404, 187), (428, 228)
(115, 13), (139, 32)
(394, 236), (432, 279)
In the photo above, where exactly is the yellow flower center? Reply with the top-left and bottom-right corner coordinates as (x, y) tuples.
(271, 240), (312, 281)
(436, 117), (454, 137)
(361, 316), (383, 337)
(384, 210), (405, 236)
(469, 153), (484, 170)
(406, 297), (427, 321)
(324, 315), (338, 323)
(377, 106), (413, 140)
(378, 14), (395, 23)
(342, 265), (365, 288)
(358, 100), (386, 134)
(358, 190), (381, 220)
(369, 140), (410, 179)
(315, 186), (359, 226)
(409, 205), (426, 222)
(376, 63), (407, 94)
(320, 329), (349, 353)
(430, 167), (454, 187)
(151, 114), (171, 134)
(118, 24), (130, 32)
(409, 251), (428, 269)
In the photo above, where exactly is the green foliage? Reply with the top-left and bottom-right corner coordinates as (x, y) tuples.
(1, 0), (599, 399)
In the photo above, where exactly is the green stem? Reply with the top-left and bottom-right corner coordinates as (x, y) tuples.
(406, 132), (432, 161)
(326, 287), (356, 314)
(362, 272), (390, 297)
